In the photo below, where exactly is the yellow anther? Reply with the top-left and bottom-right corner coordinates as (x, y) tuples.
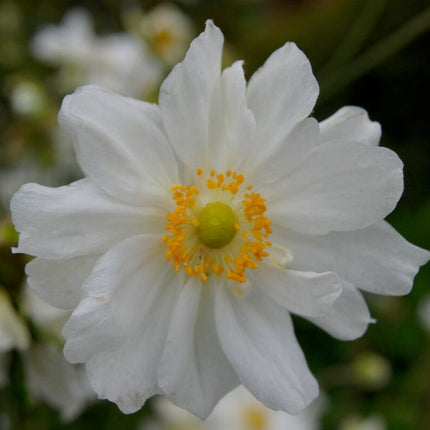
(164, 168), (273, 284)
(207, 179), (217, 189)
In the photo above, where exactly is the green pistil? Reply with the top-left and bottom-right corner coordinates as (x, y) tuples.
(197, 202), (237, 249)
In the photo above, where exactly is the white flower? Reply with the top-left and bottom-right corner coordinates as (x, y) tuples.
(0, 287), (30, 388)
(340, 415), (387, 430)
(153, 386), (325, 430)
(138, 3), (194, 66)
(9, 81), (47, 117)
(24, 342), (95, 422)
(11, 21), (430, 418)
(0, 288), (30, 354)
(417, 294), (430, 332)
(31, 8), (162, 97)
(22, 286), (96, 421)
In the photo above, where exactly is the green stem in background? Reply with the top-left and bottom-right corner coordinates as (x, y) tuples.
(319, 0), (388, 77)
(318, 5), (430, 103)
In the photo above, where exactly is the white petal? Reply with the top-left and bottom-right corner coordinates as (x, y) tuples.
(268, 142), (404, 234)
(274, 221), (430, 296)
(159, 21), (224, 170)
(306, 282), (373, 340)
(319, 106), (381, 146)
(62, 235), (180, 413)
(216, 61), (256, 171)
(250, 264), (342, 318)
(26, 256), (99, 310)
(11, 179), (164, 259)
(247, 42), (319, 159)
(255, 118), (319, 184)
(158, 278), (239, 418)
(215, 285), (318, 414)
(58, 85), (178, 205)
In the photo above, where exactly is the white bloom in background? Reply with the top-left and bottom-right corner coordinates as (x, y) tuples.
(340, 415), (387, 430)
(0, 146), (80, 215)
(153, 385), (325, 430)
(11, 21), (430, 418)
(9, 80), (47, 117)
(31, 8), (93, 66)
(0, 288), (30, 354)
(417, 293), (430, 332)
(32, 8), (161, 97)
(0, 287), (30, 388)
(24, 343), (95, 422)
(138, 3), (194, 66)
(23, 285), (70, 341)
(0, 161), (51, 214)
(21, 286), (96, 421)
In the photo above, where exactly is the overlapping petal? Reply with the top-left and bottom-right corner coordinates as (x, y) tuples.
(216, 61), (256, 171)
(306, 282), (373, 340)
(26, 256), (99, 310)
(267, 142), (404, 234)
(273, 221), (430, 295)
(63, 235), (179, 413)
(255, 118), (319, 184)
(11, 179), (163, 259)
(247, 42), (319, 160)
(215, 285), (318, 414)
(158, 278), (239, 418)
(58, 85), (178, 205)
(159, 20), (224, 171)
(319, 106), (381, 147)
(250, 264), (342, 318)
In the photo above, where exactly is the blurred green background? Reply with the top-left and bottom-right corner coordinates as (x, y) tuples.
(0, 0), (429, 429)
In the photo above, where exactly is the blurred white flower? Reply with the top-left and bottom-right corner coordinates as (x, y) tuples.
(138, 3), (194, 66)
(23, 285), (69, 341)
(153, 385), (325, 430)
(21, 287), (96, 421)
(32, 8), (162, 97)
(340, 415), (386, 430)
(0, 288), (30, 354)
(24, 342), (95, 422)
(0, 287), (30, 388)
(0, 154), (79, 214)
(9, 81), (47, 117)
(417, 293), (430, 332)
(11, 21), (429, 418)
(352, 352), (391, 390)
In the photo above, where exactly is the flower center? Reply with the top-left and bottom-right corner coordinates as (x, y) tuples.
(197, 202), (237, 249)
(164, 169), (272, 285)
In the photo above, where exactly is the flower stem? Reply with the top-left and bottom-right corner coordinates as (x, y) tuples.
(318, 6), (430, 102)
(319, 0), (388, 76)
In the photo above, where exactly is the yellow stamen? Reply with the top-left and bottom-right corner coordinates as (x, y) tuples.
(164, 169), (272, 284)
